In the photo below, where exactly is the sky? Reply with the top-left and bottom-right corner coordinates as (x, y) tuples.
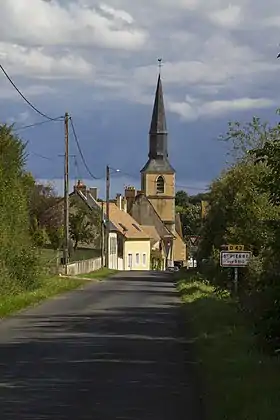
(1, 0), (280, 198)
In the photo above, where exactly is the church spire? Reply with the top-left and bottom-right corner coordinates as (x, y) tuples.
(140, 59), (175, 174)
(149, 73), (167, 137)
(148, 61), (168, 160)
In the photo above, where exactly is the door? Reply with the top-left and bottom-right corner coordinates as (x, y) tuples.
(128, 253), (133, 270)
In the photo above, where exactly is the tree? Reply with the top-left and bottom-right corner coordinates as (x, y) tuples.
(218, 115), (277, 161)
(175, 190), (189, 207)
(28, 182), (59, 225)
(69, 199), (100, 250)
(197, 113), (280, 352)
(175, 191), (203, 239)
(199, 160), (278, 258)
(0, 125), (40, 293)
(179, 204), (202, 238)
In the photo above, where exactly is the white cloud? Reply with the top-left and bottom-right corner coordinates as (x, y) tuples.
(0, 0), (147, 49)
(0, 42), (93, 79)
(0, 82), (54, 100)
(0, 0), (280, 121)
(209, 4), (243, 28)
(168, 96), (276, 121)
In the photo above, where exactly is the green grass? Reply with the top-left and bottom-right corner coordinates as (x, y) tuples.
(77, 268), (117, 279)
(177, 272), (280, 420)
(0, 276), (86, 318)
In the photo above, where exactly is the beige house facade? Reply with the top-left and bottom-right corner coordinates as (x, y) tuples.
(107, 198), (151, 271)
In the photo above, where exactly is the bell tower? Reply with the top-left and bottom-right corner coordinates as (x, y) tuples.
(140, 64), (176, 236)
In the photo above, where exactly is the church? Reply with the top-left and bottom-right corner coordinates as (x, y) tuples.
(123, 71), (187, 269)
(72, 69), (187, 271)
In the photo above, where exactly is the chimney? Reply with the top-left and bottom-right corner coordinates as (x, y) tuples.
(116, 193), (122, 210)
(74, 179), (86, 196)
(122, 197), (127, 213)
(88, 187), (98, 200)
(125, 186), (136, 213)
(137, 190), (144, 196)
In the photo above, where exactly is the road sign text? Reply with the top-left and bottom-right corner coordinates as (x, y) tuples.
(220, 251), (252, 267)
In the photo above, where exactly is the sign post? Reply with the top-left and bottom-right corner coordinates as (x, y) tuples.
(234, 267), (238, 295)
(220, 250), (252, 295)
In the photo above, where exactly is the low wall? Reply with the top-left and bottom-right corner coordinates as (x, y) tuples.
(60, 257), (102, 276)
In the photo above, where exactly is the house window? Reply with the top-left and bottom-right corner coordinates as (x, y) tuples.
(128, 253), (133, 268)
(156, 176), (164, 194)
(136, 253), (140, 265)
(142, 253), (146, 266)
(110, 237), (117, 254)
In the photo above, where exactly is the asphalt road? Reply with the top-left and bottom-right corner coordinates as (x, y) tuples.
(0, 271), (204, 420)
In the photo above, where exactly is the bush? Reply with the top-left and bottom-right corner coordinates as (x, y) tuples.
(0, 125), (42, 296)
(253, 255), (280, 353)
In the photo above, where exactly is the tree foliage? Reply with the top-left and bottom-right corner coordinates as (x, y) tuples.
(198, 113), (280, 353)
(0, 125), (40, 294)
(175, 191), (204, 239)
(69, 197), (100, 250)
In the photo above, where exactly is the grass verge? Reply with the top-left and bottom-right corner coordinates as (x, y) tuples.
(77, 268), (118, 279)
(177, 271), (280, 420)
(0, 276), (86, 319)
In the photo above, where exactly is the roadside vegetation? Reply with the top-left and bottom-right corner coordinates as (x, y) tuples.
(176, 111), (280, 418)
(0, 276), (86, 318)
(177, 270), (280, 420)
(0, 124), (104, 317)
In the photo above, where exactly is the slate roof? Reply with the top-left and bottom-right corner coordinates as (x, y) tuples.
(140, 157), (175, 174)
(141, 74), (175, 174)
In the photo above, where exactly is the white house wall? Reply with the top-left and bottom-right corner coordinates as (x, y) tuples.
(108, 232), (118, 270)
(123, 240), (151, 271)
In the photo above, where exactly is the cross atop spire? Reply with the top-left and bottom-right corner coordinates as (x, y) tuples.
(158, 58), (162, 75)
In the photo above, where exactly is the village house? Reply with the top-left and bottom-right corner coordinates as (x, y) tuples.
(73, 183), (151, 271)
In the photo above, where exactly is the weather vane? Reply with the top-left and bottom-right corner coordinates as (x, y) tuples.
(158, 58), (162, 74)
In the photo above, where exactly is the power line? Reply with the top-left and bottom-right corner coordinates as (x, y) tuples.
(0, 63), (63, 121)
(69, 116), (101, 180)
(108, 168), (209, 192)
(13, 117), (62, 132)
(29, 151), (55, 161)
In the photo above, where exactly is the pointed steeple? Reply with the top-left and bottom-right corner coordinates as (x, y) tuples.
(141, 63), (175, 174)
(149, 74), (167, 136)
(148, 73), (169, 160)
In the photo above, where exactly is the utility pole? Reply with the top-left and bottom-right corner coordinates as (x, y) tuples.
(63, 112), (69, 275)
(100, 200), (105, 267)
(105, 165), (110, 268)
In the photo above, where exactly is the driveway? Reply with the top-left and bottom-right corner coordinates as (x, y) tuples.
(0, 271), (203, 419)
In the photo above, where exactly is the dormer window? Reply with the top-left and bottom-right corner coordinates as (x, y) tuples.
(156, 176), (164, 194)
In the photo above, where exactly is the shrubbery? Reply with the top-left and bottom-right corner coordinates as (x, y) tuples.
(197, 114), (280, 354)
(0, 125), (41, 295)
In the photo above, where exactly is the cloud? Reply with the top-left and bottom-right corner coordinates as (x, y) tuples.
(209, 4), (243, 28)
(168, 96), (276, 121)
(1, 0), (280, 122)
(7, 111), (31, 126)
(0, 43), (93, 79)
(0, 0), (147, 50)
